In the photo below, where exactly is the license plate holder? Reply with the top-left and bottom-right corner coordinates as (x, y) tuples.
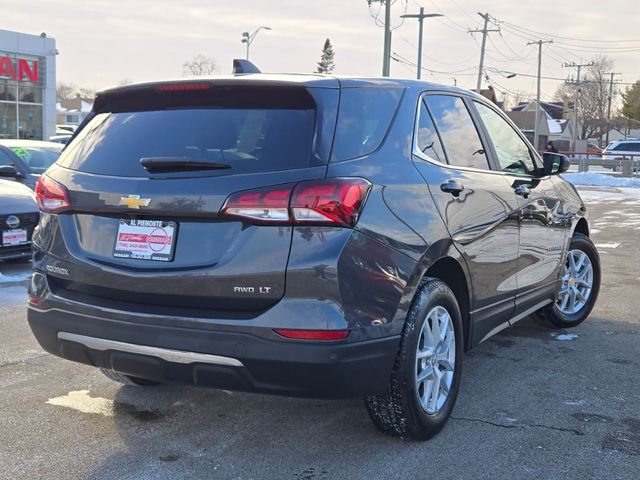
(2, 228), (28, 246)
(113, 219), (176, 262)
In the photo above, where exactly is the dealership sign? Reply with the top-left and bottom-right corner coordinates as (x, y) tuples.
(0, 55), (39, 82)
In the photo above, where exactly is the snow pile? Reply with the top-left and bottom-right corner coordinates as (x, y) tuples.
(562, 172), (640, 188)
(0, 271), (31, 283)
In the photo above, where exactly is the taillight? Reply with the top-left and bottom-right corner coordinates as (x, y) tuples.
(35, 176), (71, 213)
(291, 178), (370, 226)
(273, 329), (350, 341)
(221, 184), (294, 224)
(220, 178), (371, 227)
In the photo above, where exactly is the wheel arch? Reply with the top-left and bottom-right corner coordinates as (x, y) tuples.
(422, 255), (473, 351)
(572, 217), (590, 237)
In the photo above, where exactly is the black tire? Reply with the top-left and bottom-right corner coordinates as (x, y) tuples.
(365, 278), (464, 440)
(99, 368), (161, 386)
(538, 233), (600, 328)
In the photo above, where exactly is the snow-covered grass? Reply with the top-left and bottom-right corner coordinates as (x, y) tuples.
(562, 172), (640, 188)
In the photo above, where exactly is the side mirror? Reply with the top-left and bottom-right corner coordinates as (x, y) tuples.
(0, 165), (21, 179)
(542, 152), (570, 175)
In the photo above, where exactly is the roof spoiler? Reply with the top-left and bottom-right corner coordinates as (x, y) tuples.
(233, 59), (261, 75)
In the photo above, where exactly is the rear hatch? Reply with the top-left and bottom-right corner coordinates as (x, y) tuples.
(42, 79), (339, 316)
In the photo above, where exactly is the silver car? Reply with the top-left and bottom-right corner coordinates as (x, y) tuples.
(0, 178), (38, 261)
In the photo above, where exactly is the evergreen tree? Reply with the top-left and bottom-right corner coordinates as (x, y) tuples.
(316, 38), (335, 74)
(622, 81), (640, 123)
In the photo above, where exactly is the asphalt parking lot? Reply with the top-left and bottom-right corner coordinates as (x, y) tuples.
(1, 186), (639, 480)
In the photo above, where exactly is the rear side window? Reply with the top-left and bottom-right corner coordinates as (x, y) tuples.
(415, 98), (447, 164)
(331, 87), (403, 161)
(58, 108), (316, 177)
(424, 95), (490, 170)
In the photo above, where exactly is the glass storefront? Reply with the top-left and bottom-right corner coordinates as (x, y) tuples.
(0, 51), (45, 139)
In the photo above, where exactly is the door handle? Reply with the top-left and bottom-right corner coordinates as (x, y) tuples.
(440, 179), (464, 197)
(514, 184), (530, 198)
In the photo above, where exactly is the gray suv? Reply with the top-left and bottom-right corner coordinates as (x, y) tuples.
(27, 71), (600, 440)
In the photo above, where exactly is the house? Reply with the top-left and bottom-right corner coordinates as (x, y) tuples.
(56, 96), (93, 126)
(547, 118), (573, 151)
(480, 86), (505, 110)
(604, 128), (640, 144)
(506, 110), (550, 151)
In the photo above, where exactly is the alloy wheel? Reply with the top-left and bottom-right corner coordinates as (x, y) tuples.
(415, 306), (456, 414)
(556, 249), (594, 315)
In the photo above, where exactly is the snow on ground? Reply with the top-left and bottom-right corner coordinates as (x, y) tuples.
(562, 172), (640, 188)
(0, 271), (31, 284)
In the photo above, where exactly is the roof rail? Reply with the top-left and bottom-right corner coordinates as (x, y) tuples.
(233, 59), (261, 75)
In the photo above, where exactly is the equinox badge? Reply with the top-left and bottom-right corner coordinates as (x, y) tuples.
(119, 195), (151, 209)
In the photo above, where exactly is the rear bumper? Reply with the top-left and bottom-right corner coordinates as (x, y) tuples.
(0, 243), (31, 261)
(27, 306), (400, 399)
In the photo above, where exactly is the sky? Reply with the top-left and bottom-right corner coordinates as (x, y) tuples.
(5, 0), (640, 104)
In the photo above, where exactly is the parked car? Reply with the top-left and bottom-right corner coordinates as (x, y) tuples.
(48, 135), (72, 145)
(0, 140), (63, 189)
(56, 125), (77, 135)
(601, 140), (640, 171)
(586, 141), (602, 154)
(27, 69), (600, 440)
(0, 178), (39, 261)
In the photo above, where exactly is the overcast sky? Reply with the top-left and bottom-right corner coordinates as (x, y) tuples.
(6, 0), (640, 102)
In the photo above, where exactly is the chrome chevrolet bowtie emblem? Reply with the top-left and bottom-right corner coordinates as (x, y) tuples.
(118, 195), (151, 209)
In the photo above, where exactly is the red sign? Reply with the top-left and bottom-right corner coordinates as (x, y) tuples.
(0, 55), (39, 82)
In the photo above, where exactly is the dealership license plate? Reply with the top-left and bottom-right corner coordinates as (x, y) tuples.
(2, 229), (28, 246)
(113, 219), (176, 262)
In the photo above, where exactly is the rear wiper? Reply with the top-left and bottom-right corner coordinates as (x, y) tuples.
(140, 157), (232, 171)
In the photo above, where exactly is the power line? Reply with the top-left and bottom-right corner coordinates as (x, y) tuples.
(498, 19), (640, 44)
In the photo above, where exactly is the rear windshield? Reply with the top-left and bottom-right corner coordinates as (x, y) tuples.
(58, 108), (317, 177)
(9, 145), (61, 174)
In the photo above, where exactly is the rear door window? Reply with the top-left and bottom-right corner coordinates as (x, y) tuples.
(331, 87), (403, 161)
(424, 95), (490, 170)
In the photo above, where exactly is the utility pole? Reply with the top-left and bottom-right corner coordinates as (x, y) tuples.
(605, 72), (621, 146)
(400, 8), (443, 80)
(564, 61), (595, 151)
(528, 39), (553, 152)
(469, 13), (500, 92)
(382, 0), (392, 76)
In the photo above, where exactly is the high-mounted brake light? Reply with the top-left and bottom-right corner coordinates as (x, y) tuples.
(35, 176), (71, 213)
(273, 329), (350, 341)
(156, 83), (210, 92)
(220, 178), (371, 227)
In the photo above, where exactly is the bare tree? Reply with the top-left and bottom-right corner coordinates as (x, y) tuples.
(503, 90), (532, 111)
(117, 78), (133, 86)
(77, 87), (96, 99)
(182, 55), (218, 76)
(554, 55), (614, 142)
(56, 81), (77, 100)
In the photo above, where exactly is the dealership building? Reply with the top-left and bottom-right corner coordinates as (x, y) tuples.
(0, 29), (56, 140)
